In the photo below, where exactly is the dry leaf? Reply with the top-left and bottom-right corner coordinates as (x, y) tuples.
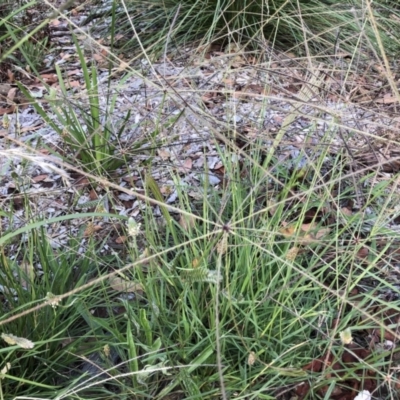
(67, 69), (82, 76)
(32, 174), (49, 183)
(158, 149), (171, 160)
(49, 19), (61, 27)
(341, 207), (352, 216)
(40, 74), (58, 84)
(357, 247), (369, 259)
(67, 80), (81, 88)
(83, 223), (102, 237)
(6, 87), (17, 104)
(376, 93), (399, 104)
(178, 157), (192, 173)
(313, 227), (330, 240)
(115, 235), (127, 244)
(89, 189), (99, 201)
(74, 176), (90, 188)
(117, 60), (130, 73)
(7, 69), (14, 83)
(279, 222), (330, 244)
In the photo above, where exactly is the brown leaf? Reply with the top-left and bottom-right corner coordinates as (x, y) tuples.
(83, 223), (102, 237)
(7, 69), (14, 83)
(67, 80), (81, 88)
(67, 69), (82, 76)
(341, 207), (352, 216)
(376, 93), (398, 104)
(302, 357), (323, 372)
(6, 87), (17, 104)
(32, 174), (49, 183)
(178, 157), (192, 173)
(74, 176), (90, 188)
(115, 235), (127, 244)
(158, 149), (171, 160)
(49, 19), (61, 27)
(89, 189), (98, 201)
(356, 247), (369, 259)
(40, 74), (58, 84)
(279, 222), (330, 244)
(0, 105), (16, 115)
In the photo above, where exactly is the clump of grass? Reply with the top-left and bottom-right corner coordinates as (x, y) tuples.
(84, 0), (400, 59)
(2, 122), (400, 398)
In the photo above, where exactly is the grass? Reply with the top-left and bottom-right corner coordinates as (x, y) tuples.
(82, 0), (400, 60)
(1, 0), (400, 399)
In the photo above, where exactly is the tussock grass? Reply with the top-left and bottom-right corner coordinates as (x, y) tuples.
(83, 0), (400, 60)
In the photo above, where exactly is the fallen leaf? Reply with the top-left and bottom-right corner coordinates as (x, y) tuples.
(67, 69), (82, 76)
(74, 175), (90, 188)
(66, 80), (81, 88)
(32, 174), (49, 183)
(158, 149), (171, 160)
(89, 189), (99, 201)
(341, 207), (352, 216)
(49, 19), (61, 27)
(178, 157), (192, 172)
(376, 93), (398, 104)
(356, 247), (369, 259)
(7, 69), (14, 83)
(117, 60), (130, 72)
(6, 87), (17, 104)
(115, 235), (127, 244)
(20, 124), (44, 133)
(83, 223), (102, 237)
(40, 74), (58, 84)
(279, 222), (330, 244)
(0, 105), (16, 115)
